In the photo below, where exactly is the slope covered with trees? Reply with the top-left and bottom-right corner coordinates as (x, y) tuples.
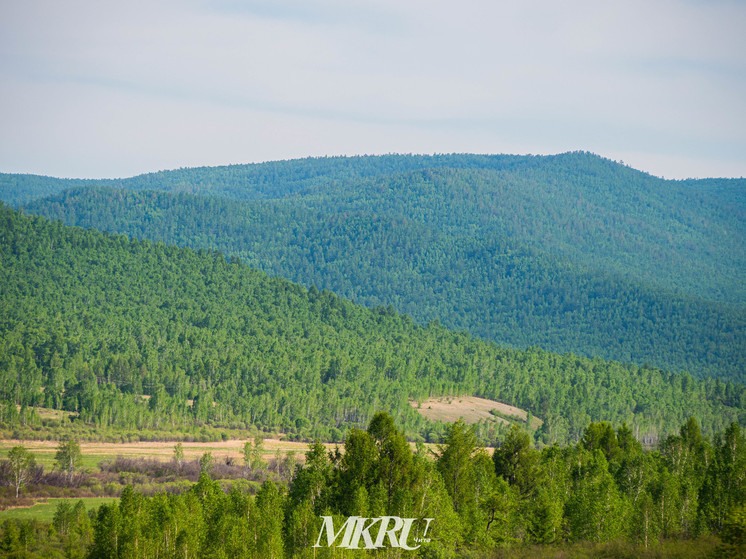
(1, 204), (744, 445)
(7, 152), (743, 301)
(20, 174), (746, 381)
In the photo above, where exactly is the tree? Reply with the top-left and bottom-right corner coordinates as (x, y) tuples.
(55, 439), (82, 484)
(199, 452), (214, 476)
(338, 428), (376, 511)
(582, 422), (621, 464)
(288, 442), (333, 513)
(256, 480), (284, 558)
(565, 448), (627, 542)
(173, 442), (184, 472)
(436, 419), (480, 513)
(493, 425), (539, 497)
(7, 445), (35, 498)
(368, 411), (413, 512)
(243, 436), (266, 473)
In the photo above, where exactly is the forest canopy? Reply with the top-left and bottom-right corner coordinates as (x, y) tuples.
(8, 152), (744, 382)
(1, 203), (744, 444)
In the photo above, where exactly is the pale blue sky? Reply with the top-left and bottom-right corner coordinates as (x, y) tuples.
(1, 0), (744, 179)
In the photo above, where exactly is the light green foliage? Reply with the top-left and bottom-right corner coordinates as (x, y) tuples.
(698, 422), (746, 535)
(173, 442), (184, 469)
(55, 439), (81, 485)
(436, 419), (481, 513)
(199, 452), (214, 476)
(337, 428), (376, 515)
(368, 411), (413, 513)
(565, 448), (628, 542)
(7, 445), (35, 498)
(256, 481), (284, 558)
(719, 503), (746, 557)
(493, 425), (540, 498)
(243, 436), (266, 472)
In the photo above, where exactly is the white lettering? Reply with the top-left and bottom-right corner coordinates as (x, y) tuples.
(347, 517), (381, 549)
(314, 516), (434, 550)
(313, 516), (358, 548)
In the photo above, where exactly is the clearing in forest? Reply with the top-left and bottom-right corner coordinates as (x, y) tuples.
(411, 396), (542, 429)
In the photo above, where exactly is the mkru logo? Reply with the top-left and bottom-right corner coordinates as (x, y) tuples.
(314, 516), (434, 550)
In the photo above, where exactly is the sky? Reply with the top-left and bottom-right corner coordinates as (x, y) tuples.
(1, 0), (745, 180)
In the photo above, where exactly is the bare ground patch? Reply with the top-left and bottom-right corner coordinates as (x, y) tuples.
(411, 396), (542, 429)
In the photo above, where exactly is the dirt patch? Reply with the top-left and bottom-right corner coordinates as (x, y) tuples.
(411, 396), (542, 429)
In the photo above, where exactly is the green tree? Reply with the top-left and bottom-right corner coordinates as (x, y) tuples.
(581, 421), (621, 464)
(493, 425), (539, 498)
(55, 438), (82, 485)
(337, 427), (376, 515)
(630, 491), (659, 548)
(199, 452), (214, 476)
(256, 480), (284, 558)
(89, 502), (121, 559)
(436, 419), (480, 513)
(287, 442), (333, 513)
(565, 448), (628, 542)
(718, 503), (746, 558)
(7, 445), (35, 498)
(368, 411), (413, 513)
(698, 422), (746, 534)
(243, 436), (266, 473)
(173, 442), (184, 471)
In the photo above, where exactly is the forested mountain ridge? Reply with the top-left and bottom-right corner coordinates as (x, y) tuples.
(1, 204), (744, 444)
(18, 163), (746, 381)
(5, 152), (744, 302)
(4, 152), (745, 381)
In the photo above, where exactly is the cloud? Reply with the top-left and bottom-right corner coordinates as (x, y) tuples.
(0, 0), (744, 178)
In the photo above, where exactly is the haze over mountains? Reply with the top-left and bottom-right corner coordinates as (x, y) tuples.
(4, 152), (743, 383)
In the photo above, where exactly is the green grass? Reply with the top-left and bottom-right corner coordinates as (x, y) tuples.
(0, 497), (117, 522)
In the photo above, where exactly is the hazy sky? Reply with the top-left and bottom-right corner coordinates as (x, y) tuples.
(1, 0), (745, 179)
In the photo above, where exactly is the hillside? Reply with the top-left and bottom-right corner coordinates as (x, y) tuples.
(15, 154), (746, 381)
(6, 152), (744, 300)
(1, 204), (744, 444)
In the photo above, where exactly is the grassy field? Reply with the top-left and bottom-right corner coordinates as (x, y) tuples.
(0, 438), (321, 520)
(0, 497), (117, 522)
(411, 396), (543, 430)
(0, 437), (326, 468)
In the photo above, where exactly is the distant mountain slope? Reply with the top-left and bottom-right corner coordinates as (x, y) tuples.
(21, 169), (746, 381)
(0, 174), (92, 206)
(1, 204), (744, 444)
(7, 152), (744, 303)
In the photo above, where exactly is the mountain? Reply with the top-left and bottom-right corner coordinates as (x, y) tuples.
(1, 203), (744, 444)
(8, 152), (745, 381)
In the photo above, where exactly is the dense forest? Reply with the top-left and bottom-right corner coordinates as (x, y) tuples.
(1, 204), (744, 445)
(7, 152), (744, 381)
(21, 184), (745, 384)
(2, 414), (744, 558)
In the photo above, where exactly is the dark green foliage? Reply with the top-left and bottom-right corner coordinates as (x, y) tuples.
(10, 152), (746, 382)
(0, 203), (744, 443)
(493, 425), (539, 498)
